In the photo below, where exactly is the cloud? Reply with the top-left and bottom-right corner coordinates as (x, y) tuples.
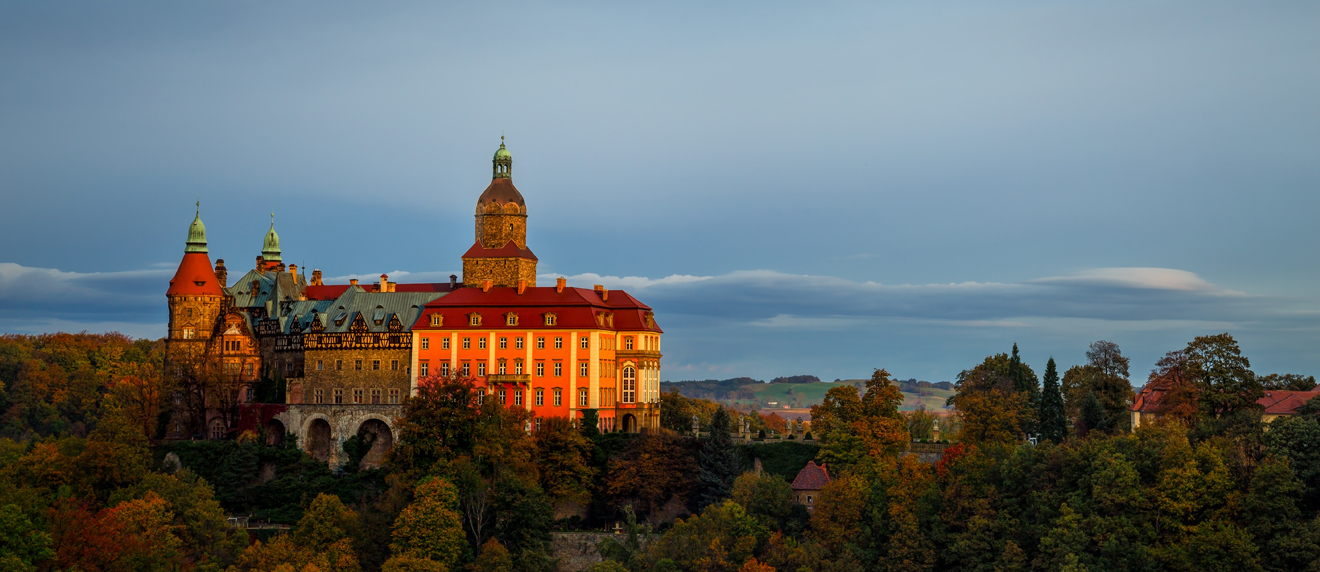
(0, 262), (170, 321)
(1030, 267), (1224, 292)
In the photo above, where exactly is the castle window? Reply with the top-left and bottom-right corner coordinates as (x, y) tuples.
(469, 313), (482, 326)
(391, 360), (399, 371)
(536, 362), (544, 377)
(314, 389), (324, 404)
(440, 363), (450, 377)
(554, 362), (562, 377)
(420, 363), (428, 377)
(478, 363), (486, 377)
(625, 337), (634, 350)
(553, 388), (562, 406)
(554, 337), (563, 349)
(316, 360), (323, 371)
(183, 328), (195, 339)
(514, 360), (523, 375)
(246, 387), (254, 402)
(354, 389), (363, 404)
(285, 361), (293, 373)
(479, 338), (487, 350)
(499, 389), (506, 404)
(442, 338), (450, 349)
(372, 360), (380, 371)
(499, 337), (507, 349)
(579, 361), (589, 377)
(535, 388), (544, 406)
(515, 389), (523, 406)
(390, 389), (400, 404)
(210, 419), (224, 440)
(334, 389), (344, 404)
(371, 389), (381, 404)
(536, 337), (545, 349)
(536, 417), (542, 431)
(430, 314), (443, 327)
(506, 313), (518, 326)
(421, 338), (429, 350)
(580, 337), (589, 349)
(461, 362), (470, 376)
(622, 366), (636, 404)
(498, 360), (507, 375)
(355, 359), (363, 370)
(336, 360), (343, 370)
(579, 388), (588, 407)
(463, 338), (471, 349)
(544, 313), (557, 326)
(515, 337), (524, 349)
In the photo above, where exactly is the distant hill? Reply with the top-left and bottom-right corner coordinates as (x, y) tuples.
(662, 377), (956, 412)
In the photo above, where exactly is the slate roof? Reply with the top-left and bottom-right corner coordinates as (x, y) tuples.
(312, 288), (444, 334)
(304, 282), (459, 301)
(226, 269), (307, 310)
(413, 286), (661, 332)
(791, 461), (830, 491)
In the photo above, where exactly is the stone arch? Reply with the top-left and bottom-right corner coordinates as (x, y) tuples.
(354, 417), (395, 470)
(264, 418), (286, 446)
(622, 414), (638, 434)
(306, 417), (333, 461)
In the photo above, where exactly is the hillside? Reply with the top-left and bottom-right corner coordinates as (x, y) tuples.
(661, 377), (956, 413)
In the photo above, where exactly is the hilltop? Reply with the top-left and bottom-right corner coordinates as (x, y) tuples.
(660, 376), (956, 415)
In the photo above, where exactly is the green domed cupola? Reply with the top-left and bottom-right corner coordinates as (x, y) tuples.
(262, 213), (282, 262)
(184, 202), (208, 253)
(492, 136), (512, 180)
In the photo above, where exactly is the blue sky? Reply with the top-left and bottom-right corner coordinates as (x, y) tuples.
(2, 1), (1318, 383)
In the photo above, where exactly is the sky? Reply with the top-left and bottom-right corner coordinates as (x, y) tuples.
(1, 1), (1318, 383)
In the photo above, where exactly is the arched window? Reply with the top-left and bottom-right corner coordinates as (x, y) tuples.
(209, 419), (226, 440)
(622, 366), (636, 404)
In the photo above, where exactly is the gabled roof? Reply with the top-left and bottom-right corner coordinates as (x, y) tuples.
(412, 286), (661, 332)
(462, 240), (538, 260)
(304, 282), (460, 301)
(226, 269), (307, 310)
(791, 461), (830, 491)
(167, 253), (224, 296)
(312, 288), (444, 334)
(1132, 383), (1169, 414)
(1259, 390), (1320, 415)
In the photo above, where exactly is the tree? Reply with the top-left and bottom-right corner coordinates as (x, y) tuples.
(471, 538), (513, 572)
(1062, 341), (1134, 432)
(1079, 392), (1108, 436)
(1038, 357), (1067, 442)
(956, 389), (1024, 445)
(697, 408), (742, 509)
(645, 500), (765, 572)
(0, 504), (53, 572)
(1182, 333), (1260, 419)
(852, 369), (909, 457)
(605, 430), (697, 524)
(810, 386), (863, 439)
(108, 468), (247, 567)
(389, 376), (481, 478)
(535, 416), (596, 503)
(391, 478), (467, 570)
(951, 351), (1038, 440)
(1258, 373), (1317, 391)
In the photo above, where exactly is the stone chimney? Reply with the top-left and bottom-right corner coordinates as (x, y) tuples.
(276, 262), (286, 273)
(256, 256), (266, 275)
(482, 280), (493, 293)
(251, 280), (260, 296)
(311, 269), (323, 286)
(289, 264), (297, 282)
(214, 259), (228, 287)
(517, 280), (526, 295)
(450, 274), (458, 290)
(380, 274), (389, 293)
(556, 277), (566, 294)
(594, 284), (608, 301)
(350, 278), (359, 286)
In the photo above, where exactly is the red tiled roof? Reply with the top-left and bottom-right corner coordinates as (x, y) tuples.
(304, 285), (352, 300)
(791, 461), (830, 491)
(1131, 383), (1169, 413)
(461, 241), (538, 260)
(412, 285), (661, 332)
(167, 253), (224, 296)
(1259, 390), (1320, 415)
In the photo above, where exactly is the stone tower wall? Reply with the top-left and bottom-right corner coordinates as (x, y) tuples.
(462, 257), (538, 288)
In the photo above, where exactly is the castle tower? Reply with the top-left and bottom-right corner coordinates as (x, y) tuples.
(261, 214), (282, 268)
(167, 204), (225, 348)
(462, 138), (539, 287)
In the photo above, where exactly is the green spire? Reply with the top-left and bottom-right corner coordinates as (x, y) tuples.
(492, 135), (512, 180)
(262, 213), (282, 262)
(184, 201), (208, 253)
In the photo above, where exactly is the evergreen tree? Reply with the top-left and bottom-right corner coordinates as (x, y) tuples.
(580, 409), (601, 441)
(1038, 357), (1067, 442)
(1080, 391), (1108, 435)
(696, 408), (741, 509)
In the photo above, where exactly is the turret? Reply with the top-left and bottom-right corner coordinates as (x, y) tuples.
(167, 204), (224, 345)
(463, 137), (538, 287)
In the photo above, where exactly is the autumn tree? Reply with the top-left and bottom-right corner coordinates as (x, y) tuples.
(391, 477), (467, 570)
(1182, 334), (1260, 419)
(534, 416), (596, 503)
(1038, 357), (1067, 442)
(389, 376), (481, 479)
(0, 504), (53, 572)
(951, 349), (1038, 443)
(605, 430), (697, 524)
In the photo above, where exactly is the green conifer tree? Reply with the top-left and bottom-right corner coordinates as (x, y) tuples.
(1080, 391), (1108, 436)
(696, 408), (741, 509)
(1038, 357), (1067, 442)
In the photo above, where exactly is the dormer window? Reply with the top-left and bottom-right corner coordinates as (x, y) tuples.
(334, 312), (348, 326)
(373, 306), (386, 325)
(543, 313), (557, 326)
(625, 337), (634, 350)
(468, 313), (482, 327)
(506, 313), (519, 326)
(430, 314), (443, 327)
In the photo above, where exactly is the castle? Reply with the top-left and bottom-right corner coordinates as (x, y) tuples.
(165, 140), (663, 467)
